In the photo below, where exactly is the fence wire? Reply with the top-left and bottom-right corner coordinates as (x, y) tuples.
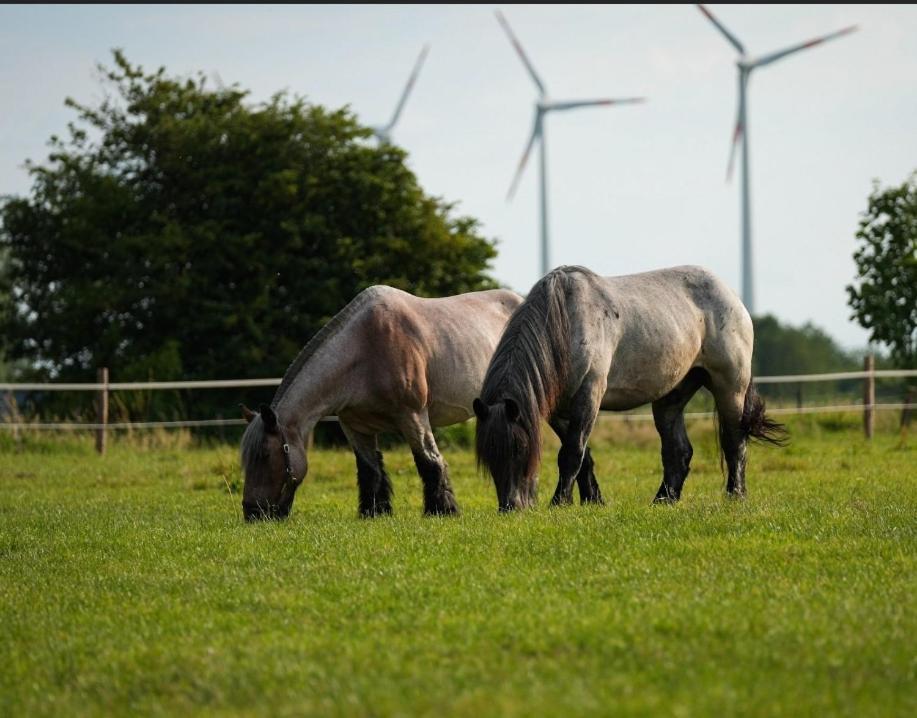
(1, 370), (913, 432)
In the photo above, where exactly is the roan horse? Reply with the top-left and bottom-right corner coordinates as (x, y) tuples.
(240, 285), (522, 521)
(473, 265), (785, 511)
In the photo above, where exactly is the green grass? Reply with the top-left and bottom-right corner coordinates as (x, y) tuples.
(1, 416), (915, 717)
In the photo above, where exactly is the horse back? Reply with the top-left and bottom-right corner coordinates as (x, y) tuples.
(355, 287), (523, 426)
(591, 266), (752, 409)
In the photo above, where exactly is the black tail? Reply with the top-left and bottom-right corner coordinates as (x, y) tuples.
(741, 382), (788, 446)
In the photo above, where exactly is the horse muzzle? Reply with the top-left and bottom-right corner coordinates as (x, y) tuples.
(242, 500), (291, 522)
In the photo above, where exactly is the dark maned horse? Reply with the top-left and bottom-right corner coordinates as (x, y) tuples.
(473, 265), (785, 511)
(240, 285), (522, 521)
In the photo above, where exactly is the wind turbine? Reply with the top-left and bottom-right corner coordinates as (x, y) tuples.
(372, 45), (430, 145)
(697, 4), (858, 315)
(496, 10), (645, 277)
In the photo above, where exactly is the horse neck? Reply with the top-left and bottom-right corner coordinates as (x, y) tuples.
(273, 341), (348, 440)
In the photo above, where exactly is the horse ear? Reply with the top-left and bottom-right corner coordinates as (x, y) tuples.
(240, 403), (257, 424)
(472, 398), (490, 421)
(259, 404), (278, 431)
(504, 398), (520, 423)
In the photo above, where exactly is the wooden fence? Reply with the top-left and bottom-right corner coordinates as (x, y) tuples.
(2, 358), (915, 454)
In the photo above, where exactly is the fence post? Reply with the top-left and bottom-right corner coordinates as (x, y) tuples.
(863, 354), (874, 439)
(96, 367), (109, 455)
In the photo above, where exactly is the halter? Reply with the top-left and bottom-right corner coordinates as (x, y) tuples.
(275, 424), (302, 505)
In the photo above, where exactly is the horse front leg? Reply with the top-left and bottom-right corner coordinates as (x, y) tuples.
(400, 411), (459, 516)
(549, 418), (604, 506)
(549, 382), (603, 507)
(341, 424), (393, 518)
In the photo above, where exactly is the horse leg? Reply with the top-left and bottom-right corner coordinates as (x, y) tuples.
(709, 376), (750, 498)
(400, 411), (459, 516)
(549, 382), (603, 507)
(550, 418), (604, 505)
(652, 368), (707, 503)
(341, 424), (393, 518)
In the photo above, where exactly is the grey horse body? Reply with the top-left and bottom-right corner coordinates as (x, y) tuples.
(475, 265), (783, 510)
(241, 285), (523, 520)
(578, 266), (752, 412)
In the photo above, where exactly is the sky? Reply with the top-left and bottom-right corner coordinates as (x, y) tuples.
(1, 4), (916, 350)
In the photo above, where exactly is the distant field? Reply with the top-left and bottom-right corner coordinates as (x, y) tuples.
(1, 415), (915, 717)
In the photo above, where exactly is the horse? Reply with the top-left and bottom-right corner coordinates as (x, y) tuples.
(239, 285), (523, 521)
(473, 265), (785, 511)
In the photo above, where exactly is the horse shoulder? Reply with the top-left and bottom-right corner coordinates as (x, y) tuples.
(361, 295), (430, 408)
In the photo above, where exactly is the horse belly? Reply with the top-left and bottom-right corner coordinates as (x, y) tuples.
(601, 338), (700, 411)
(428, 401), (473, 428)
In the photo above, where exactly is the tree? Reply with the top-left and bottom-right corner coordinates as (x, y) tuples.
(752, 314), (855, 377)
(0, 51), (497, 416)
(847, 174), (917, 368)
(751, 314), (863, 403)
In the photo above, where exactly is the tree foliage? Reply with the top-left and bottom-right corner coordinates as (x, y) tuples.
(752, 314), (856, 377)
(846, 174), (917, 368)
(0, 51), (497, 398)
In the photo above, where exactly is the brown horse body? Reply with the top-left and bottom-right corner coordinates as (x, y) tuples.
(241, 285), (523, 520)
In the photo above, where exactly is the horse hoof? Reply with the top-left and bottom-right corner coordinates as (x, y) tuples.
(652, 495), (678, 505)
(424, 505), (459, 517)
(424, 494), (460, 516)
(359, 503), (393, 518)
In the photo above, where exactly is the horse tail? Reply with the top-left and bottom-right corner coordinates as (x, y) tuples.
(741, 381), (788, 446)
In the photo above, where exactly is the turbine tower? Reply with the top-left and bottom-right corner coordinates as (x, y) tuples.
(496, 10), (645, 277)
(697, 4), (857, 315)
(372, 45), (430, 145)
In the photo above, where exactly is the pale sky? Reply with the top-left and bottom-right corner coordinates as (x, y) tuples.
(2, 4), (916, 349)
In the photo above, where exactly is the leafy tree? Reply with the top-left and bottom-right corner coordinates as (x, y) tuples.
(752, 314), (856, 377)
(750, 314), (862, 403)
(0, 51), (497, 417)
(847, 174), (917, 368)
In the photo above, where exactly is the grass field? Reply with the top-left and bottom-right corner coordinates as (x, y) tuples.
(1, 415), (915, 717)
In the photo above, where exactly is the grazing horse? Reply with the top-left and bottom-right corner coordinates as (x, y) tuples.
(473, 265), (785, 511)
(240, 285), (523, 521)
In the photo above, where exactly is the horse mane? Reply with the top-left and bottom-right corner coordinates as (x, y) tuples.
(241, 285), (386, 481)
(476, 266), (590, 491)
(271, 285), (387, 406)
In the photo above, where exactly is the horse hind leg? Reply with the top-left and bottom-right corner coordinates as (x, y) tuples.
(341, 424), (393, 518)
(652, 368), (707, 503)
(401, 411), (459, 516)
(708, 378), (750, 498)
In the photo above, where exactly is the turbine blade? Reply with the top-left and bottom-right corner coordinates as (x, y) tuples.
(750, 25), (858, 69)
(726, 119), (742, 182)
(496, 10), (547, 96)
(544, 97), (646, 112)
(387, 44), (430, 131)
(697, 4), (745, 54)
(507, 113), (542, 201)
(726, 72), (746, 182)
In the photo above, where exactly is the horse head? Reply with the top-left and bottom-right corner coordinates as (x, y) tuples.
(239, 403), (308, 521)
(473, 397), (538, 511)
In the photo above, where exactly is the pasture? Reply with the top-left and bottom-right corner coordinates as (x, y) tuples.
(1, 415), (914, 717)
